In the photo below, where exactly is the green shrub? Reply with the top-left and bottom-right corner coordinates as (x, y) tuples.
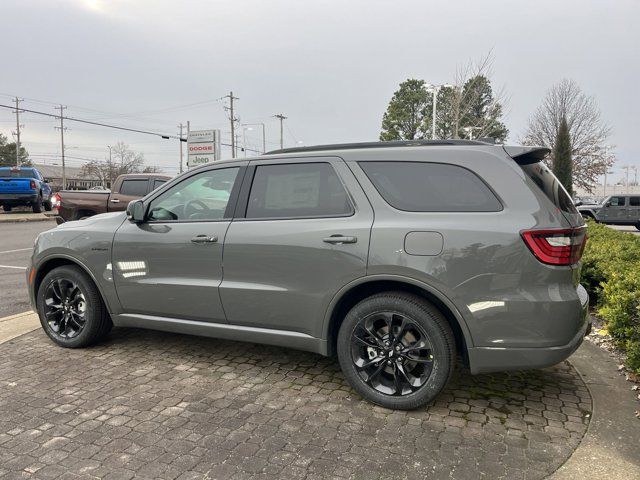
(582, 221), (640, 373)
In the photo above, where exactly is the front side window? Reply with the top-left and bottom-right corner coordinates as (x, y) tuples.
(609, 196), (626, 207)
(148, 167), (239, 221)
(119, 179), (148, 196)
(246, 163), (353, 219)
(359, 161), (501, 212)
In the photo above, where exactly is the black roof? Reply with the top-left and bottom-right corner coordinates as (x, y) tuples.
(266, 139), (495, 155)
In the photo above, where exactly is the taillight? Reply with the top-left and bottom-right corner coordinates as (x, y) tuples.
(521, 227), (587, 266)
(30, 179), (36, 189)
(52, 193), (61, 208)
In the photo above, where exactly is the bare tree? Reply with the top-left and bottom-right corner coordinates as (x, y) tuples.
(433, 53), (509, 141)
(81, 142), (151, 188)
(522, 79), (614, 192)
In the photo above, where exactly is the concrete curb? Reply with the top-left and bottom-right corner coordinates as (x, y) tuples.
(550, 341), (640, 479)
(0, 214), (55, 223)
(0, 310), (40, 344)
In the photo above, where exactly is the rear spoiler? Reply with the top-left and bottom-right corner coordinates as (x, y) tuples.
(503, 146), (550, 165)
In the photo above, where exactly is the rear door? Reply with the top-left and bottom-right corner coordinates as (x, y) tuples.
(219, 157), (373, 338)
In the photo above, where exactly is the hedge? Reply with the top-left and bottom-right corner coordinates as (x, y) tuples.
(581, 221), (640, 372)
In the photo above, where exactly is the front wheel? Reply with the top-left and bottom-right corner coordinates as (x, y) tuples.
(44, 200), (53, 212)
(337, 292), (456, 410)
(36, 265), (112, 348)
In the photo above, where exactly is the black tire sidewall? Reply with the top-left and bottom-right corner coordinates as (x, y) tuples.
(36, 266), (105, 348)
(32, 194), (43, 213)
(337, 293), (455, 410)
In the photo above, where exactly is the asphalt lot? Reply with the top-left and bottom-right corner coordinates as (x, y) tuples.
(0, 221), (54, 317)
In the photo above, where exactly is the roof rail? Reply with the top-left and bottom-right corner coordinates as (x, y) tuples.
(266, 139), (492, 155)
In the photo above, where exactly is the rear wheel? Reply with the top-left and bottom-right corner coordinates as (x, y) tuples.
(44, 200), (52, 212)
(32, 194), (43, 213)
(2, 205), (11, 212)
(37, 265), (112, 348)
(635, 223), (640, 231)
(337, 292), (456, 410)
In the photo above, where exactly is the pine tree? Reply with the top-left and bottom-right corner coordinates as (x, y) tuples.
(379, 79), (430, 141)
(552, 117), (573, 196)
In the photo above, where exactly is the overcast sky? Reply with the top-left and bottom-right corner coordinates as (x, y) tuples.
(1, 0), (638, 181)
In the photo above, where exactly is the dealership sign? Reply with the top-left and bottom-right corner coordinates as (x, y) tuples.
(187, 129), (221, 168)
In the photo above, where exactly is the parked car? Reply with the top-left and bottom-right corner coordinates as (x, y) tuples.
(27, 140), (590, 410)
(54, 173), (171, 221)
(0, 166), (53, 213)
(578, 194), (640, 230)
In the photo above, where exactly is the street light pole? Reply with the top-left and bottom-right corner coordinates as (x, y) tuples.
(242, 123), (266, 154)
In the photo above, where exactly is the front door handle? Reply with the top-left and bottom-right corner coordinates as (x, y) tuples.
(323, 235), (357, 245)
(110, 198), (120, 203)
(191, 235), (218, 244)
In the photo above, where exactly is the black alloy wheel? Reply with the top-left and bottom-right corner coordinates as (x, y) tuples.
(43, 278), (88, 339)
(351, 311), (435, 396)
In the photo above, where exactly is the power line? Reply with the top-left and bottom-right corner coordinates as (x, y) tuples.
(0, 104), (186, 142)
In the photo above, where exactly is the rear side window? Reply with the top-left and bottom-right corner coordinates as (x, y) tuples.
(246, 163), (353, 219)
(609, 196), (626, 207)
(630, 197), (640, 207)
(519, 162), (578, 214)
(358, 161), (501, 212)
(119, 179), (148, 196)
(152, 179), (166, 190)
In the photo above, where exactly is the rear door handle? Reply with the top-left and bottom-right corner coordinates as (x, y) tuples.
(323, 235), (357, 244)
(191, 235), (218, 244)
(110, 199), (120, 203)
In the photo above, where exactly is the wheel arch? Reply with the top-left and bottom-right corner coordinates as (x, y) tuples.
(33, 255), (114, 312)
(323, 275), (473, 365)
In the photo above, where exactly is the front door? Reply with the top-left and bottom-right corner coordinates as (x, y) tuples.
(220, 158), (373, 339)
(602, 196), (627, 223)
(112, 164), (244, 321)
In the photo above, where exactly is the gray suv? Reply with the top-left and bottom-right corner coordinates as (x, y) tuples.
(578, 194), (640, 230)
(28, 140), (590, 410)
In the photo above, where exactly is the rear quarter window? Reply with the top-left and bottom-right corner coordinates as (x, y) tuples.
(519, 162), (578, 214)
(358, 161), (502, 212)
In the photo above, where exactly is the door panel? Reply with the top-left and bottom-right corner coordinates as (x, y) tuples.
(628, 196), (640, 223)
(220, 159), (373, 338)
(602, 196), (627, 223)
(112, 221), (229, 321)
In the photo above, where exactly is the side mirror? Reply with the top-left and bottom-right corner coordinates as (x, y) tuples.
(574, 200), (583, 207)
(605, 201), (612, 207)
(126, 199), (146, 223)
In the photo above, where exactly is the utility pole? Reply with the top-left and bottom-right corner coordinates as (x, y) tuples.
(178, 123), (185, 173)
(107, 145), (113, 188)
(13, 97), (23, 167)
(55, 105), (67, 189)
(632, 166), (638, 187)
(622, 165), (630, 192)
(223, 92), (239, 158)
(274, 114), (287, 149)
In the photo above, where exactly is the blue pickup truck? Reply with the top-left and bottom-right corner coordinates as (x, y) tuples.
(0, 166), (53, 213)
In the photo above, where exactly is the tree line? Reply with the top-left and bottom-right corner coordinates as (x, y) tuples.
(380, 57), (614, 195)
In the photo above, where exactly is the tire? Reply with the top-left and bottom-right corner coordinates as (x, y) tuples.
(32, 194), (43, 213)
(44, 200), (52, 212)
(635, 223), (640, 232)
(2, 205), (11, 212)
(36, 265), (112, 348)
(337, 292), (456, 410)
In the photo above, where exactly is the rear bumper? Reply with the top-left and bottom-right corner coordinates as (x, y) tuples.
(468, 284), (591, 374)
(0, 193), (38, 204)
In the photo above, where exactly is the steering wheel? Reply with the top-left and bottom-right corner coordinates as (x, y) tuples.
(184, 199), (211, 218)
